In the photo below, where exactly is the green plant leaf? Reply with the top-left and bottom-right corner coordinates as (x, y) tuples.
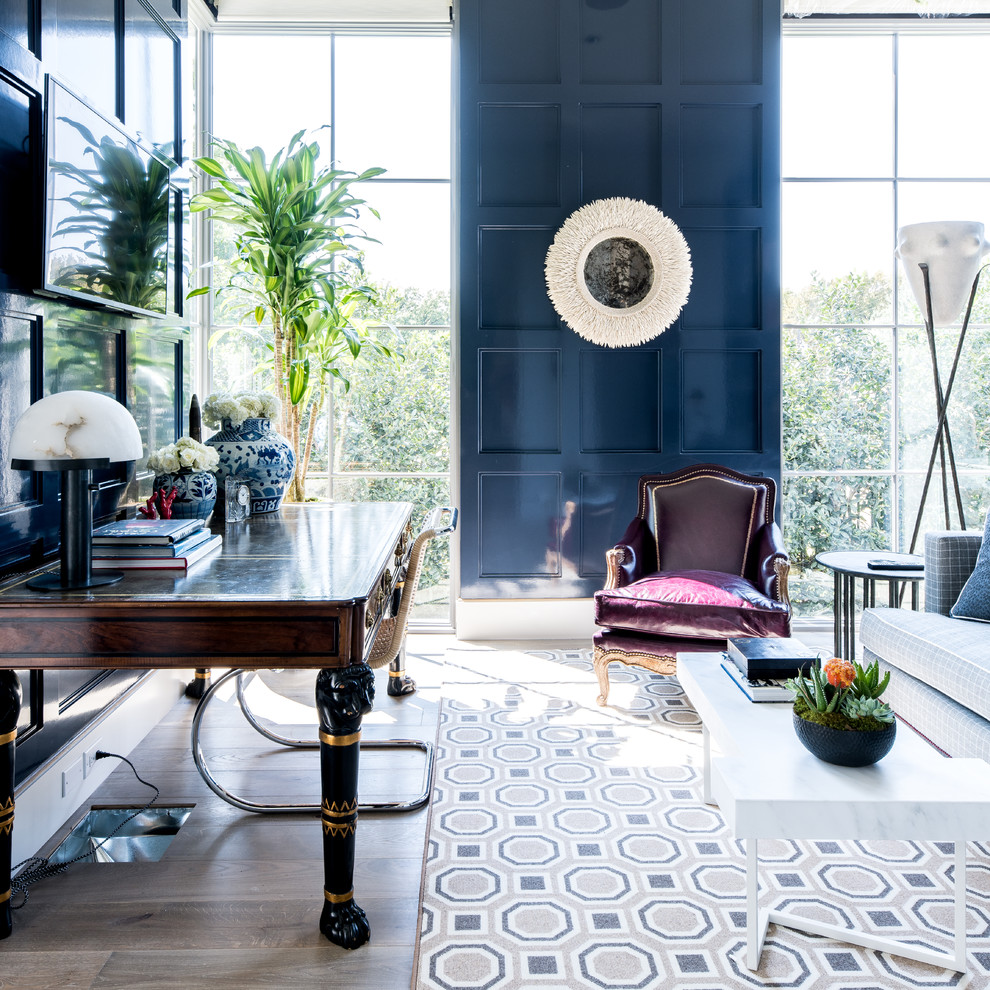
(288, 358), (310, 405)
(193, 156), (227, 179)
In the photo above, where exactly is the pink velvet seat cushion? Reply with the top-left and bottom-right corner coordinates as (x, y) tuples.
(594, 569), (791, 640)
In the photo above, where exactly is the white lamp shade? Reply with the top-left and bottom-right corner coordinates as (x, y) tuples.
(9, 390), (143, 463)
(896, 220), (990, 327)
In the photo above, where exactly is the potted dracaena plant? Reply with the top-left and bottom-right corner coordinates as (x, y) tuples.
(188, 130), (400, 503)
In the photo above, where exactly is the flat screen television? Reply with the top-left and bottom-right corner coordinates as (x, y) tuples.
(42, 76), (176, 319)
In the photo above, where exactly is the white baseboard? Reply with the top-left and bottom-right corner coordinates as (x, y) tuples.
(454, 599), (835, 645)
(12, 669), (189, 866)
(456, 598), (597, 641)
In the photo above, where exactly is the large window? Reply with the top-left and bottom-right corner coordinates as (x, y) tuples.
(203, 31), (452, 623)
(782, 22), (990, 615)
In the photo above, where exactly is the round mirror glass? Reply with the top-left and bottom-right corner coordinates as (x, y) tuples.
(582, 236), (655, 309)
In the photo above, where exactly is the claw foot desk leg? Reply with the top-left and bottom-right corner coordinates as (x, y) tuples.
(0, 670), (22, 940)
(185, 668), (211, 700)
(387, 646), (416, 697)
(316, 665), (374, 949)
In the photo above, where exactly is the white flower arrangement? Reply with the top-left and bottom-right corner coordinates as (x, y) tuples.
(148, 436), (220, 475)
(202, 390), (281, 429)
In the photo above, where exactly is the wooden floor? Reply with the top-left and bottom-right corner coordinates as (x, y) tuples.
(1, 627), (838, 989)
(0, 635), (450, 990)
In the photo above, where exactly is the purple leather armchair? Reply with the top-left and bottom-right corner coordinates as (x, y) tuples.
(593, 464), (791, 705)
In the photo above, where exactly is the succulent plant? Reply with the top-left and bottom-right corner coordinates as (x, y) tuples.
(841, 695), (895, 723)
(786, 661), (843, 713)
(848, 659), (891, 700)
(788, 656), (895, 730)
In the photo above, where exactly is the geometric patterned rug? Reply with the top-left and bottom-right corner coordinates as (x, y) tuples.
(413, 647), (990, 989)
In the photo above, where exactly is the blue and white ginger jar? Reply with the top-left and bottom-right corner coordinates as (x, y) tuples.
(152, 469), (218, 520)
(205, 417), (295, 514)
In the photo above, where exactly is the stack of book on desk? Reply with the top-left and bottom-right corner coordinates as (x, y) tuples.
(720, 636), (818, 702)
(91, 518), (222, 570)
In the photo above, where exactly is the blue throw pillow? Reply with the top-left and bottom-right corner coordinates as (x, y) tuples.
(950, 511), (990, 623)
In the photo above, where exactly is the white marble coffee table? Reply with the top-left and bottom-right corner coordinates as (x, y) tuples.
(677, 652), (990, 979)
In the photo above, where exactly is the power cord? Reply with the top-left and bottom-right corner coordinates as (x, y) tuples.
(10, 750), (160, 909)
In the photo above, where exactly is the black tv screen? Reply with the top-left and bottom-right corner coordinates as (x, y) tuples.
(43, 76), (175, 319)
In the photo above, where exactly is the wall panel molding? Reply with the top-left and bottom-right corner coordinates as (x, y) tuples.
(680, 227), (762, 330)
(479, 472), (563, 579)
(457, 0), (781, 602)
(479, 103), (560, 207)
(479, 348), (561, 453)
(580, 103), (661, 206)
(680, 0), (763, 85)
(679, 103), (763, 208)
(478, 225), (560, 330)
(680, 348), (763, 454)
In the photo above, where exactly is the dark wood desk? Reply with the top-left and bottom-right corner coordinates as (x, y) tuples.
(0, 501), (414, 948)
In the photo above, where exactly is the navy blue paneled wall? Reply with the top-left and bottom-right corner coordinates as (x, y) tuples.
(0, 0), (188, 569)
(0, 0), (190, 783)
(457, 0), (782, 599)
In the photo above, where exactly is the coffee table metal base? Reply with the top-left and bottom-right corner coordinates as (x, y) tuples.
(744, 838), (968, 976)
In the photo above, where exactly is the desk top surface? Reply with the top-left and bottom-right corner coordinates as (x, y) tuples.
(0, 501), (413, 606)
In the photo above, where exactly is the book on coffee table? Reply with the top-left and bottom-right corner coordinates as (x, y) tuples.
(720, 659), (794, 703)
(726, 636), (818, 680)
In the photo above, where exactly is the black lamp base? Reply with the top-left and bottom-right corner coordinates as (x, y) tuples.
(10, 457), (120, 593)
(26, 570), (124, 591)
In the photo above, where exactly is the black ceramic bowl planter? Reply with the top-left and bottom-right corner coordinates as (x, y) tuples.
(793, 709), (897, 767)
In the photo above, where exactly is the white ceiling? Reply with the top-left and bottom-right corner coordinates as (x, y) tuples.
(214, 0), (450, 22)
(785, 0), (990, 13)
(214, 0), (990, 24)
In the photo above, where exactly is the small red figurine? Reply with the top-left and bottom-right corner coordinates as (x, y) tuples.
(139, 493), (160, 519)
(138, 486), (178, 519)
(159, 487), (177, 518)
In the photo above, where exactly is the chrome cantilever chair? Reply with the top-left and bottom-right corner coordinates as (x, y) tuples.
(593, 464), (791, 705)
(191, 506), (457, 814)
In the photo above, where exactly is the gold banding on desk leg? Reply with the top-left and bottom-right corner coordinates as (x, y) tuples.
(324, 889), (354, 905)
(321, 798), (358, 837)
(193, 671), (210, 680)
(0, 730), (15, 746)
(319, 730), (361, 747)
(0, 798), (13, 837)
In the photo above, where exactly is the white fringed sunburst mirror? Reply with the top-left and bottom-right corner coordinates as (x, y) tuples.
(545, 198), (692, 347)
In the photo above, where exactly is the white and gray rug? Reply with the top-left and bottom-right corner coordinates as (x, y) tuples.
(413, 647), (990, 989)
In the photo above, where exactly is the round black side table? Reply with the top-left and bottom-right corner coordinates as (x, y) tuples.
(815, 550), (925, 662)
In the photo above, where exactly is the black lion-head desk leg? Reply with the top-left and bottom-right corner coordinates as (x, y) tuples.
(0, 670), (22, 940)
(316, 664), (374, 949)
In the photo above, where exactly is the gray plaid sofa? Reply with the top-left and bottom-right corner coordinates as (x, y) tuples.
(860, 530), (989, 760)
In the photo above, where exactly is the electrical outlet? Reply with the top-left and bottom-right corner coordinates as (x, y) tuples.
(61, 758), (83, 798)
(83, 742), (102, 778)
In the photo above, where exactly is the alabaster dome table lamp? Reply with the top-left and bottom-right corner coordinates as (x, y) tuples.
(9, 390), (143, 590)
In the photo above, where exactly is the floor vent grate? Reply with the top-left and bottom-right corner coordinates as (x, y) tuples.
(50, 806), (193, 864)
